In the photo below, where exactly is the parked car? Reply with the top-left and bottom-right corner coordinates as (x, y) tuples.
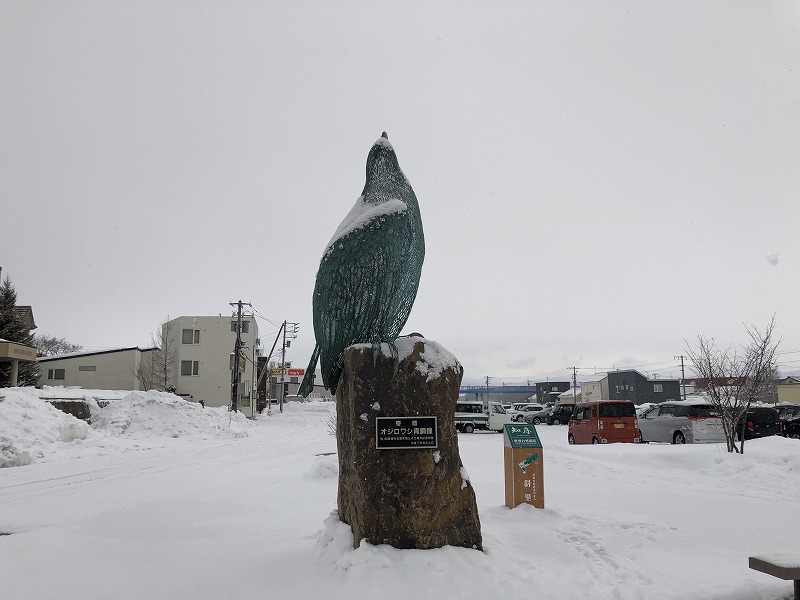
(783, 417), (800, 440)
(736, 407), (781, 440)
(524, 407), (550, 425)
(546, 403), (576, 425)
(512, 403), (542, 412)
(567, 401), (640, 444)
(638, 400), (725, 444)
(509, 403), (546, 422)
(775, 404), (800, 434)
(454, 400), (513, 433)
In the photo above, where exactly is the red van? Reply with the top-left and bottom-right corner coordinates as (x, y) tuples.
(568, 401), (641, 444)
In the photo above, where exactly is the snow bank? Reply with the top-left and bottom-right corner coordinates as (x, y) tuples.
(89, 390), (252, 440)
(0, 390), (91, 467)
(0, 387), (254, 468)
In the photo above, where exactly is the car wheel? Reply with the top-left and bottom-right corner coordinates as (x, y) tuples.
(463, 423), (474, 434)
(568, 433), (575, 445)
(790, 431), (800, 440)
(553, 418), (561, 425)
(533, 417), (542, 424)
(592, 437), (599, 445)
(673, 431), (686, 444)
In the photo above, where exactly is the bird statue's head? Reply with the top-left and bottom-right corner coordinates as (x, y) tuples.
(362, 132), (407, 199)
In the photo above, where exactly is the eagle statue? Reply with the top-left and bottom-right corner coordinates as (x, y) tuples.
(298, 132), (425, 397)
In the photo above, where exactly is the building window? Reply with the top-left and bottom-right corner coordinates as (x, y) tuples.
(181, 360), (200, 376)
(47, 368), (66, 380)
(78, 365), (96, 372)
(182, 329), (200, 345)
(654, 384), (663, 393)
(231, 320), (250, 334)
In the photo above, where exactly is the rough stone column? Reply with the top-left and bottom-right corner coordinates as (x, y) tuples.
(335, 337), (482, 551)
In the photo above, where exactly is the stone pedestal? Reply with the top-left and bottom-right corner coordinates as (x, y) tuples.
(335, 337), (482, 550)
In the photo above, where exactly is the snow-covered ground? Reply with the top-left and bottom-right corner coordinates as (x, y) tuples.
(1, 387), (798, 600)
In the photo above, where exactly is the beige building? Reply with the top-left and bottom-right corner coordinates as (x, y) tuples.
(38, 347), (156, 391)
(167, 315), (259, 410)
(776, 377), (800, 404)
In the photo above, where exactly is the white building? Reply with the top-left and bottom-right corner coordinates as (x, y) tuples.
(580, 374), (606, 403)
(38, 347), (157, 391)
(166, 315), (259, 410)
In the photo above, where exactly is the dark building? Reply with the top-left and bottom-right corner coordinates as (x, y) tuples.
(535, 381), (571, 404)
(607, 370), (681, 405)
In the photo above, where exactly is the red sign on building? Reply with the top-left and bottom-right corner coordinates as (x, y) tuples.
(287, 368), (305, 377)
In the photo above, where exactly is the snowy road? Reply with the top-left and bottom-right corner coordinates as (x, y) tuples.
(1, 399), (798, 600)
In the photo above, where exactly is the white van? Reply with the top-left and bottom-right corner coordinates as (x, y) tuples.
(454, 400), (514, 433)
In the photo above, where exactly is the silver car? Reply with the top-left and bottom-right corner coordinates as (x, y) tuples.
(638, 400), (725, 444)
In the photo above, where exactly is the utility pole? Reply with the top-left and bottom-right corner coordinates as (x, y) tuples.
(277, 321), (300, 413)
(229, 300), (252, 413)
(231, 301), (243, 412)
(569, 366), (578, 400)
(674, 355), (687, 401)
(279, 321), (287, 413)
(255, 321), (286, 415)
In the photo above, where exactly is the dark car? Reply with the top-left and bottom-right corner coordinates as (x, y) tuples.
(524, 407), (550, 425)
(546, 403), (576, 425)
(736, 407), (781, 440)
(775, 404), (800, 434)
(784, 417), (800, 440)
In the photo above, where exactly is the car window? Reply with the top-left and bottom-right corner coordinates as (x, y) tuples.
(749, 408), (778, 423)
(673, 405), (689, 417)
(641, 407), (657, 419)
(492, 404), (506, 414)
(688, 405), (718, 417)
(658, 405), (675, 417)
(599, 403), (635, 418)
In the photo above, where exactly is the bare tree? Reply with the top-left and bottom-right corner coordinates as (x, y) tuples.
(34, 334), (83, 357)
(136, 348), (159, 391)
(136, 317), (177, 392)
(686, 317), (780, 454)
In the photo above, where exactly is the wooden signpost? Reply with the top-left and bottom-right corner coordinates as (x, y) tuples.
(503, 423), (544, 509)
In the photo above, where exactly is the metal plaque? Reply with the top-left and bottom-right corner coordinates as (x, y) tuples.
(375, 416), (438, 450)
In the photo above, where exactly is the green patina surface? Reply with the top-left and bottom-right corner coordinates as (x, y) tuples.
(299, 133), (425, 396)
(505, 423), (543, 449)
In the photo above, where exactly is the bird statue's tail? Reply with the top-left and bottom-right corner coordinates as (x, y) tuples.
(297, 345), (321, 398)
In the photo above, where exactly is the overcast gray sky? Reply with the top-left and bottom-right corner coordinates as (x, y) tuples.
(2, 1), (798, 386)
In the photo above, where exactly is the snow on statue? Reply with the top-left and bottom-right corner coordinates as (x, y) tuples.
(298, 133), (425, 397)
